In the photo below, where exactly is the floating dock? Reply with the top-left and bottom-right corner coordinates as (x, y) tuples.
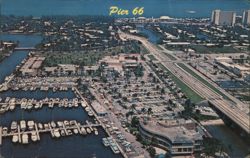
(0, 126), (2, 145)
(0, 121), (101, 145)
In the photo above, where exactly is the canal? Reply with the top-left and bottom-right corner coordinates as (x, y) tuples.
(0, 34), (122, 158)
(136, 25), (162, 44)
(0, 34), (42, 84)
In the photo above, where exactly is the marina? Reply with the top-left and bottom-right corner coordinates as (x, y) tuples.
(1, 129), (122, 158)
(0, 0), (249, 156)
(0, 95), (123, 157)
(0, 89), (75, 100)
(0, 97), (86, 114)
(0, 34), (125, 158)
(0, 120), (100, 145)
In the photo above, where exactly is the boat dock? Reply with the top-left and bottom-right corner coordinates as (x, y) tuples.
(74, 88), (128, 158)
(0, 126), (2, 145)
(0, 98), (81, 114)
(34, 123), (40, 141)
(0, 120), (101, 145)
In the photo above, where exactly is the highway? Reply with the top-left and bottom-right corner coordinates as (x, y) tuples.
(119, 32), (250, 134)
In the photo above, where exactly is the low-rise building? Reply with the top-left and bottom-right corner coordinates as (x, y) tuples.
(99, 54), (141, 73)
(139, 119), (203, 156)
(20, 56), (45, 76)
(232, 65), (250, 76)
(91, 101), (108, 117)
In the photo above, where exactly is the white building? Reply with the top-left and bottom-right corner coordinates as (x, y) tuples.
(91, 101), (108, 117)
(139, 119), (203, 156)
(243, 10), (250, 26)
(211, 10), (236, 26)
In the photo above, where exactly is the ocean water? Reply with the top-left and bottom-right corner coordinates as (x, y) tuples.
(1, 0), (250, 18)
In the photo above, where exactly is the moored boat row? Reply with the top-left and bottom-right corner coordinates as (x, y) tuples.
(102, 137), (121, 154)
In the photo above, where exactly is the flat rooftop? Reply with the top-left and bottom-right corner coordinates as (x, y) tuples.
(91, 101), (107, 115)
(140, 120), (202, 144)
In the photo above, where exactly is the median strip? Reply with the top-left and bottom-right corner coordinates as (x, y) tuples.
(157, 63), (204, 104)
(177, 63), (233, 102)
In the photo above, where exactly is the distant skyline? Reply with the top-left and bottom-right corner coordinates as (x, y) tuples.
(1, 0), (250, 18)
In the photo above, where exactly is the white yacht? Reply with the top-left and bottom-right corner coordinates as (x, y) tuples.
(51, 121), (56, 128)
(94, 128), (98, 135)
(20, 120), (26, 131)
(54, 129), (61, 138)
(86, 128), (91, 134)
(12, 134), (19, 143)
(81, 101), (87, 108)
(31, 132), (38, 142)
(27, 121), (35, 130)
(22, 133), (29, 144)
(80, 127), (87, 135)
(73, 128), (79, 134)
(11, 121), (18, 132)
(38, 123), (43, 129)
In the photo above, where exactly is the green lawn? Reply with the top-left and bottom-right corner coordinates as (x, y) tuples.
(157, 63), (204, 104)
(191, 45), (239, 54)
(177, 63), (233, 102)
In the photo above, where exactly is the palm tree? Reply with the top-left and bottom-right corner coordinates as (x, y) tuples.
(126, 111), (134, 121)
(147, 108), (153, 116)
(130, 104), (137, 112)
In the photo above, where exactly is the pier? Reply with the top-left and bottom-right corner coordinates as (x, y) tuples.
(2, 123), (101, 137)
(0, 126), (2, 145)
(0, 97), (81, 114)
(34, 123), (40, 141)
(0, 120), (101, 145)
(74, 87), (128, 158)
(14, 47), (36, 51)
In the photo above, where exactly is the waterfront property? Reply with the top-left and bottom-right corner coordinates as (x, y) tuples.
(0, 120), (100, 145)
(139, 119), (204, 156)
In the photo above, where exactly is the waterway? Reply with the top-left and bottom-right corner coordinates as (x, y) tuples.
(204, 122), (249, 157)
(0, 34), (122, 158)
(2, 0), (250, 18)
(0, 90), (75, 100)
(137, 26), (162, 44)
(0, 34), (42, 83)
(0, 34), (42, 47)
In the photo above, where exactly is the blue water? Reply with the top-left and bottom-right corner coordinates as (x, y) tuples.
(2, 0), (250, 18)
(0, 90), (75, 100)
(0, 90), (122, 158)
(0, 34), (122, 158)
(137, 27), (161, 44)
(0, 90), (121, 158)
(0, 106), (92, 126)
(2, 129), (121, 158)
(0, 34), (42, 83)
(0, 51), (28, 83)
(0, 34), (42, 47)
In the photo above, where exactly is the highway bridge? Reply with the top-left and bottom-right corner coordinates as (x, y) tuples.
(119, 32), (250, 135)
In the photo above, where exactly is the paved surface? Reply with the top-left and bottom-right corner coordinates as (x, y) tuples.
(89, 87), (150, 158)
(119, 31), (250, 134)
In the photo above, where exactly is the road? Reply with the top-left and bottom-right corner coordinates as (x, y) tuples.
(119, 31), (250, 134)
(89, 86), (150, 158)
